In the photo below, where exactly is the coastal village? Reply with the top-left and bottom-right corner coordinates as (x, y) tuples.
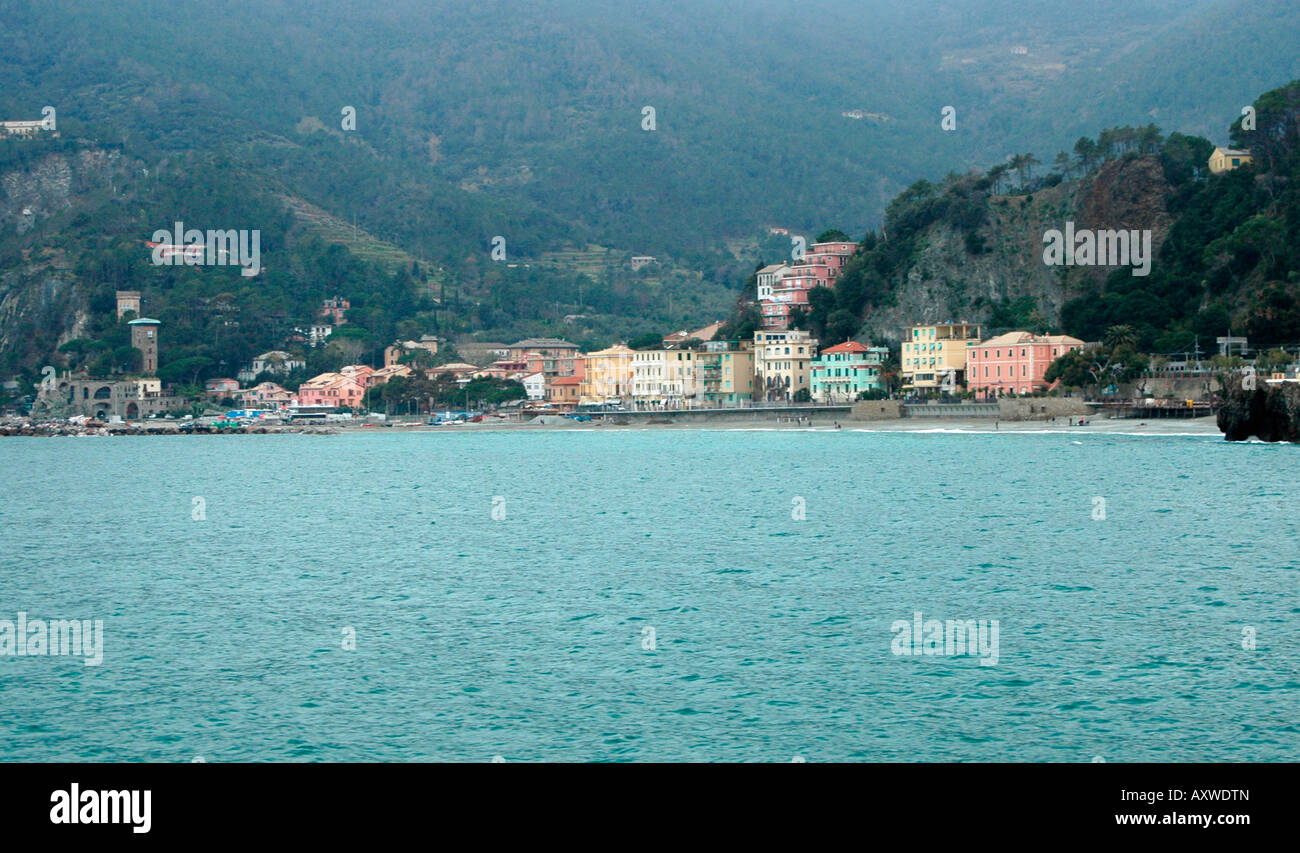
(14, 228), (1296, 432)
(7, 140), (1294, 431)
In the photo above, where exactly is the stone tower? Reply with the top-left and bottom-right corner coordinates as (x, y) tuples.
(116, 290), (141, 319)
(129, 318), (160, 375)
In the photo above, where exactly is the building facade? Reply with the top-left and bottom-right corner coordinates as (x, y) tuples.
(239, 381), (296, 409)
(1209, 147), (1252, 174)
(753, 329), (818, 402)
(755, 264), (790, 302)
(900, 322), (981, 393)
(546, 375), (581, 409)
(811, 341), (889, 402)
(966, 332), (1085, 396)
(319, 297), (351, 324)
(239, 350), (305, 383)
(53, 376), (183, 420)
(632, 349), (698, 407)
(760, 241), (856, 330)
(521, 372), (545, 401)
(297, 368), (371, 408)
(695, 340), (754, 406)
(579, 344), (636, 405)
(116, 290), (141, 320)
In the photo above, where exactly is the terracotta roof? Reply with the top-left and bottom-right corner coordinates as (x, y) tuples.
(821, 341), (871, 355)
(551, 376), (582, 385)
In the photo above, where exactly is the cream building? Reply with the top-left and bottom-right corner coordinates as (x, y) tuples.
(1208, 147), (1252, 174)
(579, 344), (636, 405)
(753, 329), (818, 402)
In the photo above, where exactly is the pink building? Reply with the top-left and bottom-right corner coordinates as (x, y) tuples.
(297, 367), (372, 408)
(763, 264), (832, 329)
(319, 297), (351, 325)
(806, 241), (856, 273)
(204, 378), (240, 396)
(239, 381), (297, 409)
(760, 241), (857, 330)
(966, 332), (1086, 397)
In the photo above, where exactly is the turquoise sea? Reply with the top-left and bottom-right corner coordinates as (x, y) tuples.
(1, 429), (1298, 762)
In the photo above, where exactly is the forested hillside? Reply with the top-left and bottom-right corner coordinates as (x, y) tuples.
(788, 80), (1300, 356)
(1, 0), (1298, 398)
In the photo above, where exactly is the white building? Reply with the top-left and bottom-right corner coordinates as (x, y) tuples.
(238, 350), (305, 382)
(632, 350), (698, 407)
(521, 372), (545, 401)
(755, 263), (791, 301)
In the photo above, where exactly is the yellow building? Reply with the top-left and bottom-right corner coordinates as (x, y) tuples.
(753, 329), (817, 402)
(696, 341), (754, 406)
(1209, 147), (1252, 174)
(578, 344), (636, 405)
(900, 322), (981, 393)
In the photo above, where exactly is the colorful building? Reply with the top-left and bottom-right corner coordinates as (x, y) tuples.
(632, 349), (698, 407)
(760, 241), (856, 330)
(811, 341), (889, 402)
(754, 329), (818, 402)
(695, 340), (754, 406)
(1208, 147), (1252, 174)
(510, 339), (584, 401)
(579, 344), (636, 405)
(900, 322), (982, 393)
(204, 377), (241, 397)
(319, 297), (351, 324)
(238, 381), (296, 409)
(297, 371), (368, 408)
(546, 375), (581, 409)
(966, 332), (1085, 396)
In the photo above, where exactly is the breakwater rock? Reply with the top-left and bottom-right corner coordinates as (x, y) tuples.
(1217, 383), (1300, 442)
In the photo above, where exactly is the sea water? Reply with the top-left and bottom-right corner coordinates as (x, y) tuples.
(1, 430), (1297, 762)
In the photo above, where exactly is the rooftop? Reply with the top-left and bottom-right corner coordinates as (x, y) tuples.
(821, 341), (872, 355)
(511, 338), (578, 349)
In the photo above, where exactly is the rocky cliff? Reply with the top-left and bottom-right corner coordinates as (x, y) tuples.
(0, 144), (135, 367)
(1217, 383), (1300, 442)
(867, 155), (1175, 340)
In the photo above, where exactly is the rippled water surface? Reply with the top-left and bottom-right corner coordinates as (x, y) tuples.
(1, 430), (1298, 761)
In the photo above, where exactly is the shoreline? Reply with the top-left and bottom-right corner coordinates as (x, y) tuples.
(1, 415), (1226, 437)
